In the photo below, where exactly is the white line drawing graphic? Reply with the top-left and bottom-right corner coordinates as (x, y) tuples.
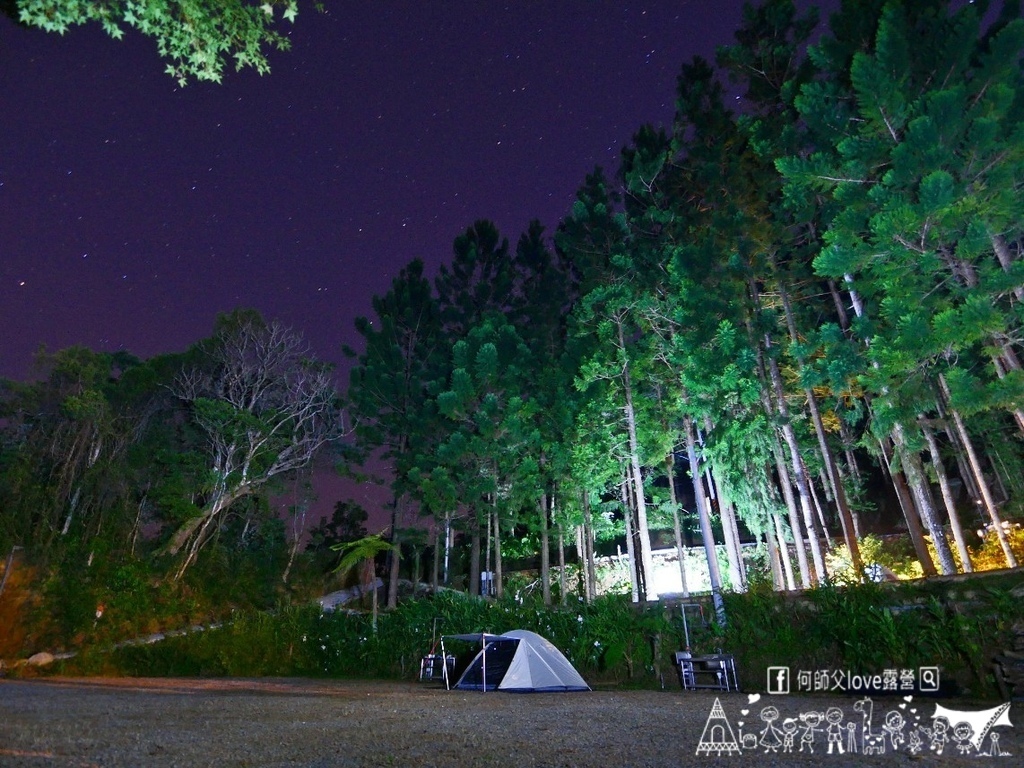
(882, 709), (906, 751)
(696, 697), (742, 756)
(931, 702), (1012, 754)
(758, 706), (783, 753)
(854, 697), (886, 754)
(696, 692), (1013, 758)
(799, 710), (823, 752)
(825, 707), (845, 754)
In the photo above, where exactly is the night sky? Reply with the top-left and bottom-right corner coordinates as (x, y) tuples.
(2, 1), (794, 519)
(0, 2), (765, 379)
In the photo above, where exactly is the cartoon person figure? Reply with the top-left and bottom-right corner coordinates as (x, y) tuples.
(952, 722), (973, 756)
(847, 721), (859, 753)
(927, 717), (950, 754)
(825, 707), (845, 754)
(799, 710), (823, 753)
(781, 719), (798, 753)
(882, 710), (906, 751)
(759, 706), (783, 753)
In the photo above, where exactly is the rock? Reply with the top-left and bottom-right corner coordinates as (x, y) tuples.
(26, 652), (55, 667)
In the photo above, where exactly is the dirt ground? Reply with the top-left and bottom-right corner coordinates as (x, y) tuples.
(0, 677), (1019, 767)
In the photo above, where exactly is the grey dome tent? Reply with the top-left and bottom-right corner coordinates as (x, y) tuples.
(445, 629), (590, 692)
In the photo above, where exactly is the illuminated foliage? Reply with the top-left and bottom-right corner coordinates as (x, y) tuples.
(14, 0), (303, 84)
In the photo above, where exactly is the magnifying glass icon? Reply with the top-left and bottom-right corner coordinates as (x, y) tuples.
(920, 666), (939, 691)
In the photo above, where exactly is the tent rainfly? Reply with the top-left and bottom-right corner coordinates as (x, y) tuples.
(445, 629), (590, 692)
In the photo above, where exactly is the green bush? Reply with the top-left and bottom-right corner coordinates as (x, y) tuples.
(57, 571), (1024, 700)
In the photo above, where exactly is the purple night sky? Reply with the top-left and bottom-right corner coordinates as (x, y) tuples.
(1, 1), (792, 520)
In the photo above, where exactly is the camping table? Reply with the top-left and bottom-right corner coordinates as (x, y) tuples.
(674, 652), (740, 692)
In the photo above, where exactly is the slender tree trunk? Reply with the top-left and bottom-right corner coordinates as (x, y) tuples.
(666, 455), (689, 597)
(719, 493), (745, 591)
(685, 416), (726, 624)
(492, 506), (504, 599)
(752, 331), (812, 588)
(443, 514), (452, 586)
(807, 474), (832, 553)
(771, 437), (811, 588)
(921, 420), (972, 572)
(838, 419), (864, 489)
(581, 491), (594, 602)
(620, 477), (639, 603)
(583, 492), (598, 601)
(891, 424), (957, 574)
(780, 281), (863, 573)
(703, 460), (744, 590)
(431, 528), (440, 591)
(387, 496), (402, 609)
(282, 503), (306, 585)
(575, 525), (585, 596)
(484, 503), (492, 579)
(842, 275), (948, 575)
(939, 375), (1018, 568)
(765, 528), (784, 591)
(767, 352), (827, 584)
(540, 493), (551, 605)
(878, 436), (938, 576)
(902, 425), (959, 575)
(469, 514), (481, 596)
(773, 510), (797, 591)
(558, 524), (567, 606)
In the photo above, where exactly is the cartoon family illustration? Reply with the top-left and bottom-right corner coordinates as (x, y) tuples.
(696, 694), (1013, 758)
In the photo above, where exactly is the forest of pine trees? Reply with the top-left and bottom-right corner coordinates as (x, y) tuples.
(2, 0), (1023, 611)
(344, 0), (1024, 604)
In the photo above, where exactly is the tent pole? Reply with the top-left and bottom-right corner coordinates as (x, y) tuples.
(441, 636), (450, 690)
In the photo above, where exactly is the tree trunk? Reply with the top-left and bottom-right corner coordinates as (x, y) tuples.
(767, 352), (827, 584)
(765, 528), (784, 591)
(582, 492), (597, 602)
(666, 455), (689, 597)
(469, 514), (481, 596)
(558, 524), (567, 606)
(772, 436), (811, 588)
(878, 436), (938, 576)
(894, 422), (957, 575)
(685, 416), (726, 624)
(492, 506), (504, 599)
(718, 492), (745, 592)
(540, 493), (551, 605)
(939, 376), (1018, 568)
(620, 477), (640, 603)
(385, 529), (400, 610)
(921, 420), (972, 572)
(431, 528), (440, 591)
(773, 510), (797, 591)
(443, 514), (452, 586)
(779, 281), (863, 573)
(618, 330), (655, 598)
(387, 496), (403, 609)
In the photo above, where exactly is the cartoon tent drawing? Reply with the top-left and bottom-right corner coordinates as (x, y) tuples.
(696, 697), (742, 756)
(932, 702), (1012, 752)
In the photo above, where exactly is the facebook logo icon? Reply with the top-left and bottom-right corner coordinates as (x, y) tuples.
(767, 666), (790, 694)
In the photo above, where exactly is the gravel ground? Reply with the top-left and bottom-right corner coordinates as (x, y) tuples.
(0, 677), (1018, 767)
